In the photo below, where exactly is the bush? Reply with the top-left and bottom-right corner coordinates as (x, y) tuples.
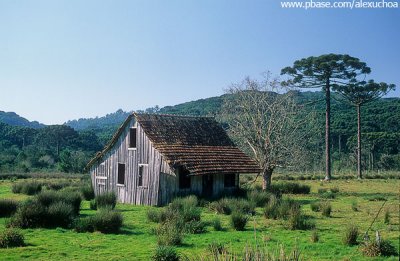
(90, 210), (123, 234)
(361, 239), (398, 257)
(80, 185), (95, 200)
(330, 187), (339, 193)
(90, 199), (97, 210)
(321, 202), (332, 217)
(44, 182), (70, 191)
(319, 192), (336, 199)
(152, 245), (180, 261)
(230, 212), (248, 231)
(211, 217), (223, 231)
(95, 192), (117, 209)
(8, 200), (47, 228)
(74, 217), (94, 233)
(247, 190), (272, 207)
(37, 190), (81, 215)
(310, 202), (321, 212)
(286, 208), (315, 230)
(229, 198), (255, 215)
(0, 199), (18, 217)
(12, 181), (42, 195)
(270, 182), (311, 194)
(317, 188), (327, 194)
(0, 228), (24, 248)
(46, 202), (75, 228)
(184, 220), (206, 234)
(156, 221), (183, 246)
(264, 197), (299, 220)
(209, 198), (231, 215)
(147, 208), (162, 223)
(311, 230), (319, 243)
(343, 225), (358, 246)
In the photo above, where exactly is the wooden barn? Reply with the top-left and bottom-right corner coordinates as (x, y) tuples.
(86, 113), (260, 206)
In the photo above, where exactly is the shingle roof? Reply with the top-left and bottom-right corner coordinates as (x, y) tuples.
(87, 113), (261, 175)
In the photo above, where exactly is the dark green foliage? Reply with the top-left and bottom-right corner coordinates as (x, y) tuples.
(270, 182), (311, 194)
(0, 199), (18, 217)
(230, 212), (248, 231)
(74, 217), (95, 233)
(211, 217), (223, 231)
(168, 196), (200, 222)
(44, 182), (70, 191)
(384, 209), (390, 224)
(152, 245), (180, 261)
(80, 185), (95, 200)
(184, 220), (206, 234)
(343, 225), (358, 246)
(8, 200), (47, 228)
(95, 192), (117, 209)
(89, 199), (97, 210)
(90, 209), (123, 234)
(46, 202), (75, 228)
(321, 202), (332, 217)
(361, 239), (398, 257)
(247, 190), (274, 207)
(366, 195), (386, 201)
(11, 181), (42, 195)
(351, 200), (358, 211)
(0, 228), (25, 248)
(229, 198), (255, 215)
(330, 187), (339, 193)
(319, 192), (336, 199)
(264, 197), (299, 220)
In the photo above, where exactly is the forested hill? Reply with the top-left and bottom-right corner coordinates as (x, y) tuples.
(0, 111), (44, 129)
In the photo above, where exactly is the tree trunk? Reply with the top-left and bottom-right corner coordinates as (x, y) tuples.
(325, 83), (332, 180)
(357, 104), (362, 179)
(262, 168), (273, 190)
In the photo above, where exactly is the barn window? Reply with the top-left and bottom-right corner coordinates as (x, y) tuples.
(179, 167), (191, 189)
(138, 165), (143, 186)
(224, 174), (236, 188)
(117, 163), (125, 185)
(129, 128), (137, 148)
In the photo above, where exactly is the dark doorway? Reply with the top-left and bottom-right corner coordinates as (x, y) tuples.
(202, 175), (213, 198)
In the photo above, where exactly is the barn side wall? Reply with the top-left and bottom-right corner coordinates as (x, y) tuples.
(90, 119), (173, 206)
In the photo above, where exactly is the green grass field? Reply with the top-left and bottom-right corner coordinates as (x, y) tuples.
(0, 177), (399, 260)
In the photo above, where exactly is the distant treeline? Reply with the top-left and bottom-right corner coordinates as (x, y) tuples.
(0, 91), (399, 173)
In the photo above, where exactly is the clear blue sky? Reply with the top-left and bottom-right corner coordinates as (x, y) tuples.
(1, 0), (399, 124)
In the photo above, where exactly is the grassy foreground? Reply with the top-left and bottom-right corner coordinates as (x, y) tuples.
(0, 177), (399, 260)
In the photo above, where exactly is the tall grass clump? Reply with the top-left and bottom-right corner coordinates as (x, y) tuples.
(147, 208), (163, 223)
(311, 230), (319, 243)
(321, 202), (332, 217)
(152, 246), (180, 261)
(94, 192), (117, 209)
(310, 202), (321, 212)
(384, 209), (390, 224)
(80, 185), (95, 200)
(75, 209), (123, 234)
(156, 221), (183, 246)
(351, 200), (358, 211)
(247, 190), (273, 207)
(230, 211), (248, 231)
(270, 182), (310, 194)
(208, 198), (231, 215)
(361, 238), (398, 257)
(0, 228), (25, 248)
(211, 217), (223, 231)
(343, 225), (358, 246)
(286, 208), (315, 230)
(264, 197), (299, 220)
(11, 181), (42, 195)
(0, 199), (18, 217)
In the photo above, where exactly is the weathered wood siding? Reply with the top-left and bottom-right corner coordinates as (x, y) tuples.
(90, 119), (173, 206)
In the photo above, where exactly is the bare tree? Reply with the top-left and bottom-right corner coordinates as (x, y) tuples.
(220, 73), (309, 190)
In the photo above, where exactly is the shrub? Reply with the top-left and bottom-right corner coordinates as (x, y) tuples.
(321, 202), (332, 217)
(147, 208), (162, 223)
(270, 182), (311, 194)
(343, 225), (358, 246)
(90, 199), (97, 210)
(330, 187), (339, 193)
(317, 188), (327, 194)
(211, 217), (223, 231)
(319, 192), (336, 199)
(0, 228), (24, 248)
(230, 212), (248, 231)
(95, 192), (117, 209)
(44, 182), (70, 191)
(156, 221), (183, 246)
(46, 202), (75, 228)
(361, 239), (398, 257)
(184, 220), (206, 234)
(90, 209), (123, 234)
(286, 208), (315, 230)
(384, 209), (390, 224)
(181, 205), (201, 222)
(37, 190), (81, 215)
(366, 195), (386, 201)
(0, 199), (18, 217)
(74, 217), (94, 233)
(12, 181), (42, 195)
(8, 200), (46, 228)
(311, 230), (319, 243)
(80, 185), (95, 200)
(209, 198), (231, 215)
(152, 245), (180, 261)
(310, 202), (321, 212)
(264, 197), (299, 220)
(229, 198), (255, 215)
(247, 190), (271, 207)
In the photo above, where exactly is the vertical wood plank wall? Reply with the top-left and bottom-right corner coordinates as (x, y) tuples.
(90, 117), (242, 206)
